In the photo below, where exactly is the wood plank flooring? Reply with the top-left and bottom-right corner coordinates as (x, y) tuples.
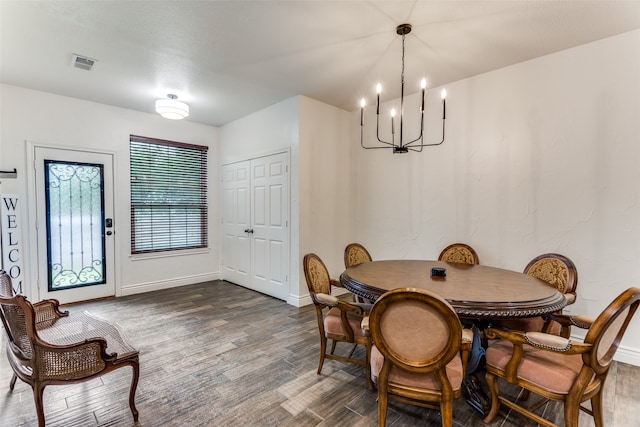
(1, 280), (638, 426)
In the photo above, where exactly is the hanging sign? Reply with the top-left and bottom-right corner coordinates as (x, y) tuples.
(1, 194), (24, 294)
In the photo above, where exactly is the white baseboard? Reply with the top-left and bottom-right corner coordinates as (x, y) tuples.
(120, 272), (220, 296)
(613, 344), (640, 367)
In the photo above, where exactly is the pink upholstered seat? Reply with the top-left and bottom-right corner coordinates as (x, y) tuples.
(483, 287), (640, 427)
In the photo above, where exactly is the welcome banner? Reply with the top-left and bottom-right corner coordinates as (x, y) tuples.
(1, 194), (24, 295)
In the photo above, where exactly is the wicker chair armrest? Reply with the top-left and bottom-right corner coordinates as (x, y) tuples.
(565, 292), (577, 305)
(33, 338), (114, 380)
(33, 299), (69, 324)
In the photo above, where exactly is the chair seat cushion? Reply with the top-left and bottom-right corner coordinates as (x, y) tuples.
(370, 344), (464, 392)
(324, 307), (366, 338)
(486, 339), (595, 395)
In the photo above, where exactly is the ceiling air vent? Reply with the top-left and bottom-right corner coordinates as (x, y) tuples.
(71, 54), (97, 71)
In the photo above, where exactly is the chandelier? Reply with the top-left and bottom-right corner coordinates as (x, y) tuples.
(360, 23), (446, 153)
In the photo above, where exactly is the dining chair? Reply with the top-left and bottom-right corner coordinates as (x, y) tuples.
(497, 253), (578, 337)
(344, 243), (374, 303)
(0, 270), (140, 427)
(344, 242), (373, 268)
(483, 286), (639, 427)
(303, 253), (372, 389)
(367, 288), (472, 427)
(438, 243), (479, 265)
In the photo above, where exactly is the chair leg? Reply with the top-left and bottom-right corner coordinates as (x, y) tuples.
(378, 383), (388, 427)
(9, 373), (17, 391)
(330, 339), (337, 355)
(441, 399), (454, 427)
(591, 389), (604, 427)
(564, 396), (581, 427)
(32, 383), (46, 427)
(129, 361), (140, 421)
(483, 372), (501, 423)
(317, 335), (327, 374)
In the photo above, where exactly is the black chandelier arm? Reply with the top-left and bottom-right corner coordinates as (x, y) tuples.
(361, 125), (395, 149)
(404, 115), (445, 149)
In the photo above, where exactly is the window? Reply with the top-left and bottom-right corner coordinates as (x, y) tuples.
(130, 135), (208, 254)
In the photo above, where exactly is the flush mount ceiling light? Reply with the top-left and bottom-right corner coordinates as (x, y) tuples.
(155, 94), (189, 120)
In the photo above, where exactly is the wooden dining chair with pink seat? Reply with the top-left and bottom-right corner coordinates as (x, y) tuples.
(483, 287), (640, 427)
(497, 253), (578, 338)
(303, 253), (372, 389)
(367, 288), (472, 427)
(438, 243), (479, 265)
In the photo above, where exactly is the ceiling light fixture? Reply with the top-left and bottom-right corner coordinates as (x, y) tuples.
(155, 94), (189, 120)
(360, 23), (446, 153)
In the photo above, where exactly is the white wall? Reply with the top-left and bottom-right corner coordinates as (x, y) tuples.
(0, 84), (220, 297)
(350, 29), (640, 364)
(219, 96), (351, 305)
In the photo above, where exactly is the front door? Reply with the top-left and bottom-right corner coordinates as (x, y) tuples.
(34, 147), (116, 303)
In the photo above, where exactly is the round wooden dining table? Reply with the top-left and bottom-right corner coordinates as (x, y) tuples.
(340, 260), (566, 319)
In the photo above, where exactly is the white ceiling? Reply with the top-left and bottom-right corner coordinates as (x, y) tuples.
(2, 1), (640, 127)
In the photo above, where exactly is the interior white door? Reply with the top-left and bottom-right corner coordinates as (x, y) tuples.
(221, 160), (251, 287)
(34, 147), (116, 303)
(250, 153), (289, 301)
(221, 152), (289, 301)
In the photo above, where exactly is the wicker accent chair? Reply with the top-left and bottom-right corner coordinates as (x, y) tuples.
(438, 243), (479, 265)
(367, 288), (472, 427)
(497, 253), (578, 338)
(303, 253), (372, 389)
(0, 270), (140, 427)
(483, 287), (640, 427)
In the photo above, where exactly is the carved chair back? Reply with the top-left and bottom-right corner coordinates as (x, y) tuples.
(344, 243), (372, 268)
(438, 243), (479, 265)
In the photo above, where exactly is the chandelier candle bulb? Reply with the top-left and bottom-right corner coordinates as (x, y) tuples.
(360, 98), (366, 125)
(376, 83), (381, 115)
(420, 78), (426, 112)
(441, 88), (447, 120)
(391, 109), (396, 134)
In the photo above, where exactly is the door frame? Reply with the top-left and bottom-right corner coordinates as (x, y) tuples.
(26, 141), (121, 302)
(220, 148), (291, 302)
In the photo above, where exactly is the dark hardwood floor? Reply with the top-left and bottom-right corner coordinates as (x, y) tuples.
(1, 280), (638, 426)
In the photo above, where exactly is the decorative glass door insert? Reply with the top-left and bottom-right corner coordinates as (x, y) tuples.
(44, 160), (106, 291)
